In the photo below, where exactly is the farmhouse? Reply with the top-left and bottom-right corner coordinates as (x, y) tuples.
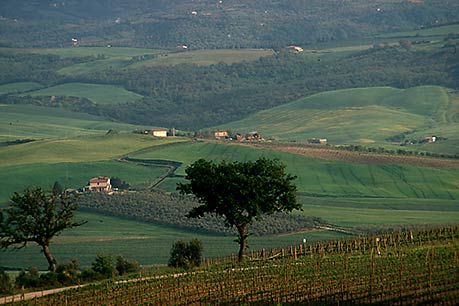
(308, 138), (327, 144)
(424, 136), (437, 143)
(214, 130), (229, 139)
(245, 131), (262, 141)
(87, 176), (112, 192)
(152, 128), (168, 137)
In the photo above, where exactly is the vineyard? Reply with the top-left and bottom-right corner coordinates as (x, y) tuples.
(7, 226), (459, 305)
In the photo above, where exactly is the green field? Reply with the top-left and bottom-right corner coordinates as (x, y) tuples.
(127, 48), (275, 68)
(216, 86), (459, 151)
(24, 83), (143, 105)
(28, 47), (168, 59)
(0, 211), (343, 269)
(0, 104), (150, 141)
(0, 82), (43, 95)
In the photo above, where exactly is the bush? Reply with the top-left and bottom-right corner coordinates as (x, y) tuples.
(91, 254), (117, 278)
(56, 258), (79, 285)
(15, 267), (40, 288)
(115, 256), (140, 276)
(0, 270), (12, 294)
(168, 239), (203, 269)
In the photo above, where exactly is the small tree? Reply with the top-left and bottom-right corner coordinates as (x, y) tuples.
(0, 187), (85, 272)
(177, 158), (300, 262)
(168, 239), (203, 269)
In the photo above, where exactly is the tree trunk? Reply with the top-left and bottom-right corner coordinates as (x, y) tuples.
(236, 225), (248, 262)
(42, 244), (57, 272)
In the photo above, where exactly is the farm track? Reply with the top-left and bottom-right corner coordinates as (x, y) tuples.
(242, 143), (459, 169)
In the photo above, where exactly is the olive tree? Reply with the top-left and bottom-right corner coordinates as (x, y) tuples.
(0, 187), (85, 272)
(177, 158), (300, 262)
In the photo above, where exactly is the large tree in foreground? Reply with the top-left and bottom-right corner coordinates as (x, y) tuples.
(177, 158), (300, 262)
(0, 187), (85, 272)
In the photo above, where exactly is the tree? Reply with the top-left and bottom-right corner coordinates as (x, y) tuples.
(0, 187), (85, 272)
(177, 158), (300, 262)
(52, 181), (63, 195)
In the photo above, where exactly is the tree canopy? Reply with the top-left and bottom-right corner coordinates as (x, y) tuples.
(177, 158), (300, 261)
(0, 187), (85, 272)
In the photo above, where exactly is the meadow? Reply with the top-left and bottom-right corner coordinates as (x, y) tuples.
(24, 83), (143, 105)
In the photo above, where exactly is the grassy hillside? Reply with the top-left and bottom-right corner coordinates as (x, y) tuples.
(0, 133), (183, 202)
(131, 141), (459, 200)
(217, 86), (459, 152)
(0, 82), (43, 94)
(0, 104), (149, 141)
(25, 83), (143, 105)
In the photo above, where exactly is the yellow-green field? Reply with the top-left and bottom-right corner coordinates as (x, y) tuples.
(127, 48), (275, 67)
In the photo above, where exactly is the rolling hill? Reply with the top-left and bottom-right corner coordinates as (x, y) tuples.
(217, 86), (459, 153)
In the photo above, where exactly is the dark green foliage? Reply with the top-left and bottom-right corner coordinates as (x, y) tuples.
(0, 187), (86, 272)
(178, 158), (300, 261)
(115, 256), (140, 276)
(0, 270), (12, 294)
(168, 239), (203, 269)
(91, 254), (117, 278)
(52, 181), (63, 196)
(56, 259), (79, 285)
(110, 177), (130, 190)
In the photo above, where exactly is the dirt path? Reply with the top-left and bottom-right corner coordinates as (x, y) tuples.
(243, 143), (459, 169)
(1, 284), (86, 304)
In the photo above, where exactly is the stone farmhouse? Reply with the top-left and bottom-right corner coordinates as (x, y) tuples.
(87, 176), (112, 192)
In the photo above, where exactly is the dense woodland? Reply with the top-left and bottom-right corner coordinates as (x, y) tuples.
(1, 0), (459, 49)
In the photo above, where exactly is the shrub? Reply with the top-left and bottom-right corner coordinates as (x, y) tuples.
(15, 267), (40, 288)
(168, 239), (203, 269)
(0, 270), (12, 294)
(115, 256), (140, 276)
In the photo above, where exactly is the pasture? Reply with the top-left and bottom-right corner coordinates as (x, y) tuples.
(0, 104), (146, 141)
(25, 83), (143, 105)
